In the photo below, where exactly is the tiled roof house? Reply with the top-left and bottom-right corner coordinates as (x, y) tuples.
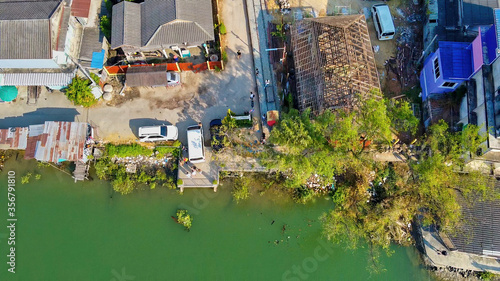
(0, 0), (68, 69)
(111, 0), (215, 54)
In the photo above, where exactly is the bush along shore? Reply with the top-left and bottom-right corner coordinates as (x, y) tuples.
(93, 142), (181, 195)
(219, 94), (500, 274)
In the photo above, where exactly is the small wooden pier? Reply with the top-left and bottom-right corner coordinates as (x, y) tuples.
(73, 161), (89, 182)
(177, 148), (219, 192)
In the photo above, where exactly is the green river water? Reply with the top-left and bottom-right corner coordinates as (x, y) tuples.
(0, 158), (433, 281)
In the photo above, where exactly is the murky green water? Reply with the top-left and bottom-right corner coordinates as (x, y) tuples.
(0, 158), (432, 280)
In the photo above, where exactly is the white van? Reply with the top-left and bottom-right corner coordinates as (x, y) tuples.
(372, 4), (395, 40)
(187, 124), (205, 163)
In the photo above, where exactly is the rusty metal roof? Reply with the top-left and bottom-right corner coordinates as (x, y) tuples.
(0, 127), (28, 149)
(32, 121), (88, 162)
(71, 0), (91, 18)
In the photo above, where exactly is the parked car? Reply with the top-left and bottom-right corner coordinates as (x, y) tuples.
(138, 125), (178, 142)
(209, 119), (224, 152)
(167, 72), (180, 86)
(372, 4), (395, 40)
(187, 124), (205, 163)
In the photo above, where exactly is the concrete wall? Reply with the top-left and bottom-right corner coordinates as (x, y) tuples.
(458, 95), (468, 124)
(0, 59), (60, 69)
(50, 3), (64, 52)
(421, 51), (463, 100)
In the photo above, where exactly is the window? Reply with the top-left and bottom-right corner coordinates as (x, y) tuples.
(429, 19), (437, 23)
(441, 82), (457, 88)
(433, 58), (440, 80)
(375, 15), (382, 33)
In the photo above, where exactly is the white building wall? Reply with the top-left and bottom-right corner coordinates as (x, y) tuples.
(0, 59), (60, 69)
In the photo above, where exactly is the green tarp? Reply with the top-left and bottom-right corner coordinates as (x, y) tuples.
(0, 86), (18, 102)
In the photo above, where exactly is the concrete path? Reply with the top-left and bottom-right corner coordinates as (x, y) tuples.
(0, 0), (271, 147)
(421, 227), (500, 274)
(246, 0), (280, 125)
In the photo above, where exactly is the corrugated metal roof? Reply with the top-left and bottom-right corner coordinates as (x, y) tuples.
(71, 0), (91, 18)
(111, 0), (214, 49)
(0, 1), (60, 20)
(439, 41), (473, 79)
(141, 0), (176, 46)
(0, 19), (52, 59)
(0, 72), (75, 86)
(176, 0), (214, 41)
(0, 127), (28, 149)
(126, 65), (168, 87)
(111, 1), (141, 49)
(147, 21), (214, 47)
(32, 121), (88, 162)
(57, 4), (71, 52)
(80, 26), (103, 62)
(450, 181), (500, 257)
(463, 0), (499, 26)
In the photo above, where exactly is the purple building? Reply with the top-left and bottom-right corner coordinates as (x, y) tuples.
(420, 25), (499, 128)
(420, 32), (485, 101)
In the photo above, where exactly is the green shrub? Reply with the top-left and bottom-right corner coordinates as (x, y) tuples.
(65, 76), (97, 107)
(177, 179), (183, 186)
(176, 209), (193, 231)
(212, 179), (218, 185)
(94, 158), (118, 180)
(219, 22), (227, 35)
(37, 161), (50, 168)
(106, 143), (152, 158)
(236, 119), (252, 128)
(221, 50), (228, 63)
(232, 177), (250, 203)
(155, 145), (180, 158)
(35, 174), (41, 180)
(293, 186), (317, 204)
(100, 15), (111, 40)
(477, 271), (495, 280)
(21, 173), (32, 184)
(90, 73), (100, 85)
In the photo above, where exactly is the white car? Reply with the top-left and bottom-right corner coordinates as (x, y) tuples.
(138, 125), (178, 142)
(167, 72), (180, 86)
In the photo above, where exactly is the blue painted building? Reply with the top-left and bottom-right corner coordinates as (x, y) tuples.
(420, 31), (488, 101)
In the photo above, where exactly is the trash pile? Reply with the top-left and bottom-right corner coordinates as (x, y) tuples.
(304, 174), (334, 193)
(385, 5), (423, 90)
(112, 155), (171, 171)
(278, 0), (291, 14)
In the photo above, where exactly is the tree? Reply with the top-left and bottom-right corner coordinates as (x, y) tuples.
(65, 76), (97, 107)
(176, 209), (193, 231)
(100, 15), (111, 40)
(271, 24), (287, 41)
(461, 124), (487, 157)
(386, 99), (419, 135)
(262, 93), (498, 272)
(232, 176), (251, 203)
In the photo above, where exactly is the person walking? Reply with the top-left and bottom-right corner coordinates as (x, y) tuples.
(236, 50), (241, 59)
(250, 92), (255, 100)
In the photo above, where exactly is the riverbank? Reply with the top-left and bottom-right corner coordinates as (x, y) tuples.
(0, 157), (432, 280)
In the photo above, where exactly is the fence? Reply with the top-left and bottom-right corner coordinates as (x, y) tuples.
(104, 61), (224, 76)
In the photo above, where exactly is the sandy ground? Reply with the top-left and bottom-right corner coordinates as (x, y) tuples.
(0, 0), (258, 145)
(282, 0), (419, 95)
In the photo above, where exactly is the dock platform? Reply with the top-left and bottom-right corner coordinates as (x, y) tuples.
(177, 148), (219, 192)
(73, 161), (89, 182)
